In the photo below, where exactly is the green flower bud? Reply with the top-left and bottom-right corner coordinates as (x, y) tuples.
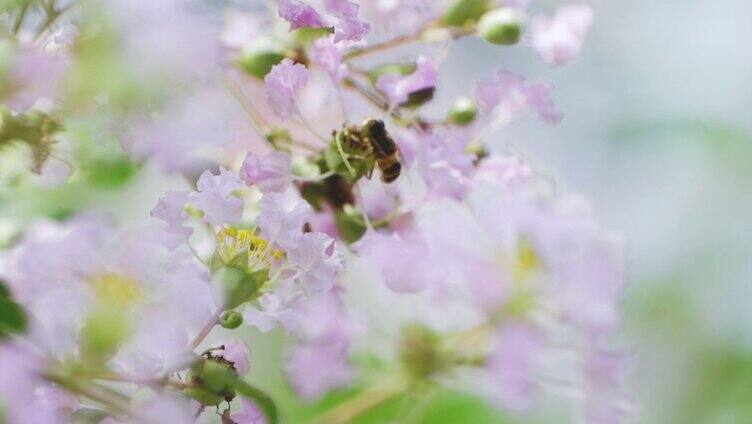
(477, 8), (524, 46)
(448, 97), (478, 126)
(293, 27), (334, 44)
(238, 50), (286, 80)
(335, 205), (367, 244)
(442, 0), (490, 27)
(80, 309), (129, 365)
(214, 265), (269, 310)
(220, 310), (243, 329)
(185, 356), (237, 406)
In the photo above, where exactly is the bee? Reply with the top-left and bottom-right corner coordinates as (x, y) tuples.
(333, 119), (402, 184)
(362, 119), (402, 183)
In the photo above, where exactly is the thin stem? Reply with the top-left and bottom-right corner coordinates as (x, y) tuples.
(11, 3), (29, 37)
(345, 32), (423, 60)
(33, 1), (74, 43)
(45, 372), (133, 417)
(189, 310), (222, 350)
(295, 112), (329, 144)
(223, 74), (272, 135)
(308, 377), (408, 424)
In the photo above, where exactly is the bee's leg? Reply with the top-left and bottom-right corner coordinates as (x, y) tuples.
(335, 135), (357, 178)
(366, 163), (374, 179)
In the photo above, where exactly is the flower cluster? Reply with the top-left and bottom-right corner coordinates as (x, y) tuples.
(0, 0), (629, 423)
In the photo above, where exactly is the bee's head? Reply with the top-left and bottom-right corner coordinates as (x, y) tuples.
(362, 118), (385, 133)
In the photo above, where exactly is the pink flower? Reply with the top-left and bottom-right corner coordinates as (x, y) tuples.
(275, 0), (369, 42)
(325, 0), (371, 43)
(190, 168), (244, 225)
(473, 155), (534, 190)
(486, 324), (542, 410)
(376, 56), (438, 107)
(285, 291), (356, 400)
(356, 231), (439, 293)
(286, 342), (353, 400)
(243, 293), (299, 333)
(265, 59), (310, 120)
(151, 190), (193, 250)
(232, 399), (268, 424)
(310, 36), (350, 83)
(413, 131), (475, 199)
(582, 347), (633, 423)
(287, 232), (343, 291)
(7, 48), (69, 111)
(220, 340), (251, 375)
(240, 152), (292, 193)
(475, 69), (561, 125)
(276, 0), (325, 31)
(258, 193), (312, 251)
(530, 4), (594, 66)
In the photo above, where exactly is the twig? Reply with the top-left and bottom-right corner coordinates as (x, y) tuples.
(189, 310), (222, 350)
(308, 377), (408, 424)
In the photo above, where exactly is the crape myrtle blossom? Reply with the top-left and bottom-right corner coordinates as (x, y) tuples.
(476, 69), (562, 125)
(232, 398), (268, 424)
(356, 153), (628, 416)
(285, 290), (358, 400)
(376, 56), (438, 108)
(191, 168), (245, 226)
(0, 0), (622, 421)
(530, 4), (594, 67)
(240, 152), (293, 193)
(275, 0), (370, 42)
(264, 59), (310, 120)
(310, 36), (351, 84)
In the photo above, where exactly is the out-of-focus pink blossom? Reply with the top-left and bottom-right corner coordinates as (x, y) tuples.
(376, 56), (437, 107)
(276, 0), (325, 30)
(151, 190), (193, 250)
(310, 36), (350, 83)
(240, 152), (292, 193)
(222, 12), (260, 50)
(582, 347), (632, 424)
(356, 231), (439, 293)
(325, 0), (371, 43)
(232, 399), (268, 424)
(265, 59), (310, 120)
(221, 340), (251, 375)
(124, 87), (255, 173)
(486, 324), (542, 410)
(6, 48), (69, 111)
(286, 342), (354, 400)
(530, 4), (594, 66)
(285, 291), (356, 400)
(476, 69), (561, 125)
(473, 155), (534, 190)
(258, 193), (312, 251)
(191, 168), (244, 226)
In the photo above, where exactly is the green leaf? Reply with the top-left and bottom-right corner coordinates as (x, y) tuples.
(0, 280), (27, 338)
(234, 379), (280, 424)
(215, 266), (269, 310)
(417, 391), (510, 423)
